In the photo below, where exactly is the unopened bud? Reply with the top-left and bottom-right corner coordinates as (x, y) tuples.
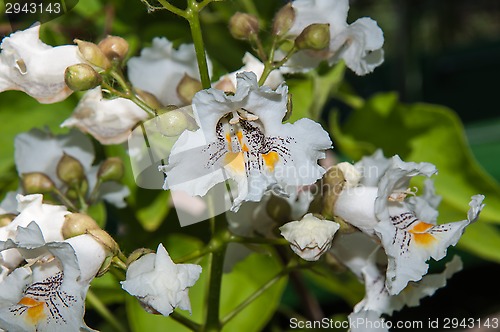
(65, 63), (102, 91)
(135, 89), (163, 110)
(62, 213), (100, 239)
(155, 108), (189, 137)
(22, 172), (55, 194)
(177, 74), (202, 104)
(75, 39), (112, 70)
(0, 214), (16, 227)
(266, 194), (292, 223)
(295, 23), (330, 50)
(88, 228), (119, 255)
(272, 3), (295, 37)
(66, 179), (88, 200)
(214, 76), (236, 93)
(126, 248), (155, 266)
(98, 158), (124, 182)
(229, 12), (259, 40)
(98, 35), (129, 61)
(57, 153), (85, 185)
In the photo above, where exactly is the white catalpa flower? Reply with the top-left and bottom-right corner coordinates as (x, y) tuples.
(128, 37), (212, 106)
(161, 72), (332, 211)
(61, 86), (148, 145)
(0, 194), (68, 270)
(280, 213), (340, 261)
(333, 150), (485, 295)
(281, 0), (384, 75)
(14, 129), (129, 208)
(121, 243), (202, 316)
(214, 53), (284, 93)
(0, 221), (106, 331)
(0, 23), (80, 103)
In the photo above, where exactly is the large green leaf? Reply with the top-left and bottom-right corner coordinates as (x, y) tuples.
(331, 92), (500, 227)
(127, 235), (287, 332)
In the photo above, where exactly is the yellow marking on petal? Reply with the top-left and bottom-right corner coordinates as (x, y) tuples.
(236, 131), (243, 145)
(224, 152), (245, 174)
(409, 221), (436, 246)
(262, 151), (279, 172)
(18, 297), (46, 324)
(242, 144), (249, 152)
(225, 133), (232, 152)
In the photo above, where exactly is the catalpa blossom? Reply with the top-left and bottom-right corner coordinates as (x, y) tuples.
(128, 37), (212, 106)
(0, 194), (68, 271)
(280, 213), (340, 261)
(0, 23), (80, 103)
(162, 72), (331, 211)
(62, 86), (148, 145)
(281, 0), (384, 75)
(333, 151), (485, 295)
(121, 244), (202, 316)
(14, 129), (129, 208)
(0, 221), (106, 331)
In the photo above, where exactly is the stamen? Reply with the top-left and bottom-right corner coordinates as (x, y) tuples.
(388, 187), (418, 202)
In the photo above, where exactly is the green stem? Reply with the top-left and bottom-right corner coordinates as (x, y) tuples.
(88, 178), (102, 206)
(129, 94), (157, 117)
(175, 247), (211, 264)
(228, 234), (289, 246)
(170, 311), (201, 331)
(187, 0), (211, 89)
(220, 269), (286, 325)
(51, 187), (77, 211)
(87, 290), (128, 332)
(157, 0), (187, 18)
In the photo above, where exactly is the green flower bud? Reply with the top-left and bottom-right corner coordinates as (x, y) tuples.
(62, 213), (100, 239)
(98, 157), (124, 182)
(266, 194), (292, 223)
(135, 89), (163, 111)
(98, 35), (129, 61)
(155, 108), (189, 137)
(65, 63), (102, 91)
(74, 39), (112, 70)
(0, 214), (16, 227)
(295, 23), (330, 50)
(272, 3), (295, 37)
(66, 179), (88, 200)
(177, 74), (202, 105)
(229, 12), (259, 40)
(21, 172), (55, 194)
(88, 228), (119, 255)
(56, 153), (85, 185)
(126, 247), (156, 266)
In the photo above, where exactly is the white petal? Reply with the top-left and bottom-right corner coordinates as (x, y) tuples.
(0, 23), (80, 103)
(62, 87), (148, 145)
(289, 0), (348, 37)
(348, 310), (389, 332)
(334, 186), (379, 234)
(128, 38), (211, 106)
(64, 234), (106, 284)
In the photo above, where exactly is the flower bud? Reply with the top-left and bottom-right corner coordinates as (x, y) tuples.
(56, 153), (85, 185)
(135, 89), (163, 110)
(266, 194), (291, 223)
(295, 23), (330, 50)
(0, 214), (16, 227)
(126, 247), (156, 266)
(229, 12), (259, 40)
(62, 213), (100, 239)
(177, 74), (202, 104)
(98, 35), (129, 61)
(21, 172), (55, 194)
(272, 3), (295, 37)
(88, 228), (119, 255)
(214, 76), (236, 93)
(66, 179), (88, 200)
(280, 213), (340, 261)
(155, 108), (190, 137)
(75, 39), (112, 70)
(98, 157), (124, 182)
(65, 63), (102, 91)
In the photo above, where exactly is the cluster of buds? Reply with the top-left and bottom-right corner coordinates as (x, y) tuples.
(65, 36), (130, 92)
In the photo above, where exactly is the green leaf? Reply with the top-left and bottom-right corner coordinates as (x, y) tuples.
(89, 273), (125, 307)
(127, 235), (286, 332)
(87, 202), (107, 228)
(332, 93), (500, 227)
(287, 62), (345, 122)
(135, 190), (171, 232)
(0, 91), (75, 177)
